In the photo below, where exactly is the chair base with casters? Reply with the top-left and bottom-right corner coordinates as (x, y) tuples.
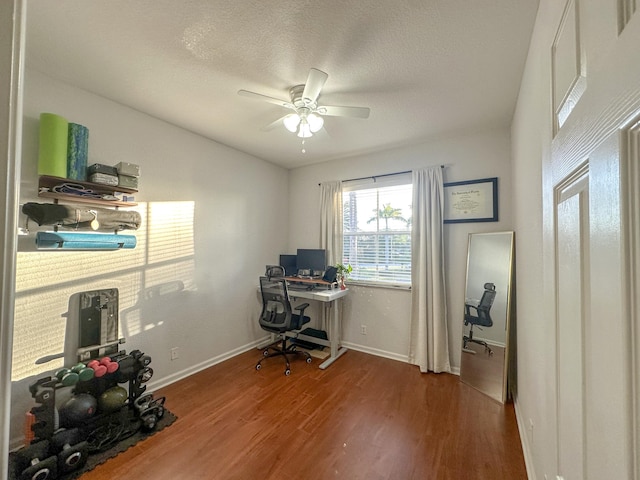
(255, 336), (312, 376)
(256, 274), (314, 375)
(462, 325), (493, 355)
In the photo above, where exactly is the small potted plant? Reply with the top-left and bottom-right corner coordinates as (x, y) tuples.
(335, 263), (352, 290)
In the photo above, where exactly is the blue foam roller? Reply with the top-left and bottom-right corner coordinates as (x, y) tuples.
(67, 123), (89, 181)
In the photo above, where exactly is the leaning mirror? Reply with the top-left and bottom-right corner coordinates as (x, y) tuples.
(460, 231), (515, 403)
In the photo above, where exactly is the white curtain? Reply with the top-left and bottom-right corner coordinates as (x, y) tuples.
(409, 167), (450, 373)
(319, 181), (343, 266)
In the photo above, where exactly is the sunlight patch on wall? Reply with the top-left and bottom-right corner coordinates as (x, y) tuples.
(12, 272), (142, 381)
(12, 201), (196, 381)
(147, 201), (195, 264)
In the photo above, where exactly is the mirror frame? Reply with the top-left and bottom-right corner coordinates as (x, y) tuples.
(460, 231), (515, 404)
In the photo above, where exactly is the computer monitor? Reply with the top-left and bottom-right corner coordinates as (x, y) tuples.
(296, 249), (326, 277)
(279, 254), (298, 276)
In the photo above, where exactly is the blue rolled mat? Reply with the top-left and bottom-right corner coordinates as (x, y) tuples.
(67, 123), (89, 180)
(36, 232), (137, 250)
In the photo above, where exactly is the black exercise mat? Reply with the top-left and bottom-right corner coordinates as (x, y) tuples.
(8, 409), (176, 480)
(22, 202), (142, 231)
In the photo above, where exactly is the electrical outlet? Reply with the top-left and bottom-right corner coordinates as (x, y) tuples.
(360, 325), (367, 335)
(171, 347), (179, 360)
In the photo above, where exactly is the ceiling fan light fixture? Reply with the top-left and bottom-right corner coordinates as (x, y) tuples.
(297, 121), (312, 138)
(307, 113), (324, 133)
(283, 113), (300, 133)
(238, 68), (370, 150)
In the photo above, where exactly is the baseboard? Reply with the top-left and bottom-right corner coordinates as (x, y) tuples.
(146, 338), (267, 392)
(147, 338), (457, 389)
(513, 394), (535, 480)
(146, 338), (463, 394)
(341, 342), (461, 376)
(341, 342), (409, 364)
(147, 336), (464, 396)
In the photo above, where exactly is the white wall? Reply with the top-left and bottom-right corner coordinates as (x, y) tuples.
(288, 128), (514, 368)
(10, 70), (288, 445)
(512, 1), (640, 478)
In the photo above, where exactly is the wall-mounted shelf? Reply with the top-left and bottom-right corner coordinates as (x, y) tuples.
(38, 175), (138, 207)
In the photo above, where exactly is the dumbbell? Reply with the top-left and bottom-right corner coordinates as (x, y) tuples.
(73, 362), (95, 382)
(100, 356), (119, 373)
(87, 357), (117, 377)
(137, 366), (153, 383)
(51, 428), (88, 474)
(86, 359), (106, 377)
(55, 363), (94, 386)
(133, 393), (154, 412)
(87, 356), (119, 377)
(130, 350), (151, 366)
(134, 393), (165, 432)
(15, 440), (57, 480)
(138, 354), (151, 367)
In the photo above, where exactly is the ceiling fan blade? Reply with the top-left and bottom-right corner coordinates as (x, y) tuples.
(238, 90), (293, 109)
(320, 105), (370, 119)
(302, 68), (328, 104)
(261, 115), (288, 132)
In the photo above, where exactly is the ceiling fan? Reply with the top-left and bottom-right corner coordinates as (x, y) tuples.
(238, 68), (370, 140)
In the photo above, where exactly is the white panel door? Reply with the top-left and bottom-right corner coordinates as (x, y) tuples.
(555, 169), (588, 480)
(553, 133), (634, 479)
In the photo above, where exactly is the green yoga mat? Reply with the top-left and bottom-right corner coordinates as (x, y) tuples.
(38, 112), (68, 177)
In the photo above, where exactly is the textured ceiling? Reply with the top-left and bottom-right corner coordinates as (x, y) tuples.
(25, 0), (539, 169)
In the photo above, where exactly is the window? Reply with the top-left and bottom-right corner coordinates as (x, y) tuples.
(342, 177), (412, 286)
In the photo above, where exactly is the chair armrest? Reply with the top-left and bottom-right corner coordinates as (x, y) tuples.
(294, 302), (310, 317)
(465, 298), (479, 308)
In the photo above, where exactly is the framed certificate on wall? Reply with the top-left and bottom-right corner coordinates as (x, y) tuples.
(443, 177), (498, 223)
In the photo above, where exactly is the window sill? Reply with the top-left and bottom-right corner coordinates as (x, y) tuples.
(347, 281), (411, 291)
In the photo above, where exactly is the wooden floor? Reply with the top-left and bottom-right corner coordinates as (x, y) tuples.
(80, 350), (527, 480)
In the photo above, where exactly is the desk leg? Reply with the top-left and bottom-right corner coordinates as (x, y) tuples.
(319, 298), (348, 369)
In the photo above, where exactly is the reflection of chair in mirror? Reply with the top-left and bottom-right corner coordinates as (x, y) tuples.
(463, 282), (496, 355)
(256, 272), (312, 375)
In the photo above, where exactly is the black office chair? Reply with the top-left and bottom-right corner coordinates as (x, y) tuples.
(256, 273), (312, 375)
(463, 282), (496, 355)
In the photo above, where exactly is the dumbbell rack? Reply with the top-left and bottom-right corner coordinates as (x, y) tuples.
(11, 288), (167, 480)
(12, 349), (165, 480)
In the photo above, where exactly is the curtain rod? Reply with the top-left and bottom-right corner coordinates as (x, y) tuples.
(318, 165), (445, 186)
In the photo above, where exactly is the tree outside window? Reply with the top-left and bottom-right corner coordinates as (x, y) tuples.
(342, 183), (412, 285)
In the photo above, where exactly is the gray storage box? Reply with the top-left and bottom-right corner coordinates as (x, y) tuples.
(88, 163), (118, 176)
(89, 173), (119, 186)
(117, 174), (138, 189)
(115, 162), (140, 177)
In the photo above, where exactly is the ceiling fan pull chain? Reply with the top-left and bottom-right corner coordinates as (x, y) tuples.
(301, 139), (306, 154)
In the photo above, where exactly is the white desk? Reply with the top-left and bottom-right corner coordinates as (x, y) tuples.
(257, 280), (349, 369)
(287, 286), (349, 369)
